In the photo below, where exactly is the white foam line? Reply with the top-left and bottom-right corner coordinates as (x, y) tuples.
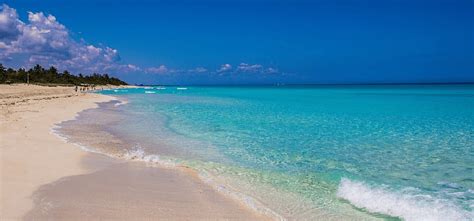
(337, 178), (473, 221)
(114, 97), (129, 107)
(122, 147), (177, 168)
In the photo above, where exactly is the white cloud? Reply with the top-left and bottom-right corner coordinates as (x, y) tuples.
(146, 65), (168, 74)
(217, 63), (232, 73)
(216, 63), (279, 75)
(236, 63), (263, 72)
(0, 4), (130, 74)
(0, 4), (22, 60)
(0, 4), (22, 43)
(146, 66), (211, 75)
(97, 63), (140, 73)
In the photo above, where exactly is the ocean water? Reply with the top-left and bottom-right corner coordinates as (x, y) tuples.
(66, 85), (474, 220)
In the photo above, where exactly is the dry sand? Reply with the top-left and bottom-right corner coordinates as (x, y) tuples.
(0, 84), (268, 220)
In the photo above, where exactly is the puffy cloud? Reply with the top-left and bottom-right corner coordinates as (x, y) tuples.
(0, 4), (131, 74)
(0, 5), (22, 60)
(217, 63), (232, 73)
(0, 4), (22, 43)
(146, 65), (168, 74)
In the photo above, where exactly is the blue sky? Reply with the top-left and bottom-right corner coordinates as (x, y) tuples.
(1, 0), (473, 84)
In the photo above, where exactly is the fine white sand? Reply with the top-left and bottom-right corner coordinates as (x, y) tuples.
(0, 84), (114, 218)
(0, 84), (268, 220)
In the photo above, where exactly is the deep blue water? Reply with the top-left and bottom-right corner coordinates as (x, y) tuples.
(98, 85), (474, 220)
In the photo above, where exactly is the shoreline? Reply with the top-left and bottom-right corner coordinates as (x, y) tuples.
(0, 84), (269, 220)
(52, 98), (284, 220)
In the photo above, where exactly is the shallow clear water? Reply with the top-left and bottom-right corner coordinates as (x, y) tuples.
(94, 85), (474, 220)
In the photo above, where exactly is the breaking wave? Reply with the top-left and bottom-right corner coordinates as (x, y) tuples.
(337, 178), (473, 221)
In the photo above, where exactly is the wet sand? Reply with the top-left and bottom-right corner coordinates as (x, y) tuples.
(1, 84), (267, 220)
(24, 161), (265, 220)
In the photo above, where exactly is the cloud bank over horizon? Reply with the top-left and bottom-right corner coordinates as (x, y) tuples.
(0, 4), (280, 80)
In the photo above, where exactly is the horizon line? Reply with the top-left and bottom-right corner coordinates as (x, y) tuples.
(134, 82), (474, 87)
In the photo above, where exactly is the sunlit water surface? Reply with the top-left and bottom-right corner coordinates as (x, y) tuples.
(64, 85), (474, 220)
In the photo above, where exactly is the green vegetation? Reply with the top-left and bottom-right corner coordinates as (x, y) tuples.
(0, 64), (128, 85)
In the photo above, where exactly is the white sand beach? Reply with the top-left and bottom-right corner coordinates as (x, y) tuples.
(0, 84), (267, 220)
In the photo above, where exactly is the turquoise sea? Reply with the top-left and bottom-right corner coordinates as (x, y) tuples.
(80, 85), (473, 220)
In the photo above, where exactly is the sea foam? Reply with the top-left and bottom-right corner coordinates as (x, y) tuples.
(337, 178), (473, 221)
(123, 147), (177, 168)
